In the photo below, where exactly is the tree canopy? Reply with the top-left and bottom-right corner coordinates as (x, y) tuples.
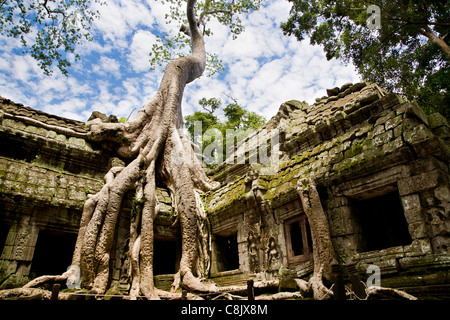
(281, 0), (450, 118)
(150, 0), (264, 76)
(0, 0), (103, 76)
(1, 0), (264, 77)
(184, 96), (266, 167)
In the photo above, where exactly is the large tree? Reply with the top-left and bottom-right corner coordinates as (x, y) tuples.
(18, 0), (263, 300)
(281, 0), (449, 118)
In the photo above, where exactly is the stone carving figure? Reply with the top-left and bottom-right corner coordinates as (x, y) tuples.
(266, 236), (279, 271)
(247, 230), (261, 273)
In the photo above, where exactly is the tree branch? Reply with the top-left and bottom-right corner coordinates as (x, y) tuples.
(420, 25), (450, 59)
(42, 0), (67, 18)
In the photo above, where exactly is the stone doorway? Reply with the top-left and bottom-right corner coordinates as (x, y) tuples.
(153, 239), (180, 275)
(30, 230), (77, 278)
(284, 215), (313, 266)
(213, 233), (240, 273)
(353, 191), (412, 252)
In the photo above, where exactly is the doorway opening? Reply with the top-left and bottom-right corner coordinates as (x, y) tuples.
(0, 224), (10, 257)
(153, 239), (179, 275)
(353, 191), (412, 252)
(214, 233), (239, 272)
(30, 230), (77, 277)
(285, 215), (313, 265)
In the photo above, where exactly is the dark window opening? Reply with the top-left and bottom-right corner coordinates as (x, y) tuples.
(214, 233), (239, 272)
(285, 215), (313, 264)
(354, 191), (412, 252)
(153, 240), (179, 275)
(0, 133), (40, 163)
(30, 230), (77, 277)
(290, 222), (303, 256)
(0, 224), (10, 257)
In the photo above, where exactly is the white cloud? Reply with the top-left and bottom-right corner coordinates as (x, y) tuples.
(92, 56), (121, 76)
(0, 0), (362, 126)
(128, 30), (157, 73)
(92, 1), (153, 41)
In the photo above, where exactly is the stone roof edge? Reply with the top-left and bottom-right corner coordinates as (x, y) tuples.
(0, 96), (88, 134)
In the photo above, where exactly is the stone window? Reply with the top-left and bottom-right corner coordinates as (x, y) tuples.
(353, 191), (412, 252)
(213, 233), (240, 272)
(30, 230), (77, 277)
(153, 239), (180, 275)
(285, 215), (313, 265)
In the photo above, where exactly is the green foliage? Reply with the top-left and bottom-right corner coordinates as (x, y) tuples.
(0, 0), (104, 76)
(150, 0), (264, 76)
(199, 97), (221, 114)
(281, 0), (450, 118)
(184, 96), (266, 167)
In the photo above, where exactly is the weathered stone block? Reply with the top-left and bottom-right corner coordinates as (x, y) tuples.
(405, 102), (429, 126)
(401, 194), (424, 224)
(428, 113), (449, 129)
(1, 245), (13, 260)
(398, 170), (442, 196)
(408, 222), (429, 239)
(327, 87), (340, 97)
(373, 130), (393, 147)
(385, 115), (403, 131)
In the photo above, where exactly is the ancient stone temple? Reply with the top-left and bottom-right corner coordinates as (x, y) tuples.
(0, 82), (449, 298)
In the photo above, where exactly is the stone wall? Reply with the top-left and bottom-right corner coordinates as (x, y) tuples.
(205, 82), (450, 298)
(0, 97), (178, 289)
(0, 98), (110, 287)
(0, 82), (449, 298)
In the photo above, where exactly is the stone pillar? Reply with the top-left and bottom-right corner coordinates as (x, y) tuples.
(0, 215), (39, 280)
(398, 162), (450, 254)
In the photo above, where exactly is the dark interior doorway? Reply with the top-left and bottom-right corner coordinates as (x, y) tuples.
(285, 215), (313, 265)
(0, 224), (10, 257)
(30, 230), (77, 277)
(153, 239), (179, 275)
(354, 191), (412, 252)
(214, 233), (239, 272)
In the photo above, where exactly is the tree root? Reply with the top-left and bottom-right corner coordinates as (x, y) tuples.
(366, 286), (417, 300)
(295, 272), (333, 300)
(255, 292), (303, 300)
(180, 270), (218, 293)
(22, 274), (69, 289)
(0, 287), (74, 300)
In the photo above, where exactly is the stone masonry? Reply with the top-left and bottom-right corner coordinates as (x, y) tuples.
(0, 81), (449, 298)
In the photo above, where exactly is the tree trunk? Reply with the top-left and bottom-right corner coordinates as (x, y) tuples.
(296, 177), (335, 299)
(21, 0), (219, 299)
(421, 26), (450, 60)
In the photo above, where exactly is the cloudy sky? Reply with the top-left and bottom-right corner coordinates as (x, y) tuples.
(0, 0), (361, 123)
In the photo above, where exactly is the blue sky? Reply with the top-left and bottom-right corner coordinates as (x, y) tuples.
(0, 0), (361, 123)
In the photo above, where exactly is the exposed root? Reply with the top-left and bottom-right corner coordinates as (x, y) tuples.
(0, 288), (52, 300)
(181, 270), (218, 293)
(155, 288), (204, 300)
(0, 0), (226, 300)
(366, 286), (417, 300)
(294, 270), (333, 300)
(22, 274), (69, 289)
(255, 292), (303, 300)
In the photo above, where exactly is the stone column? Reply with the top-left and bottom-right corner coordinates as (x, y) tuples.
(0, 215), (39, 280)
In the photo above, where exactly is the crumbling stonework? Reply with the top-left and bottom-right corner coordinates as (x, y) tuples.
(205, 82), (450, 298)
(0, 81), (449, 298)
